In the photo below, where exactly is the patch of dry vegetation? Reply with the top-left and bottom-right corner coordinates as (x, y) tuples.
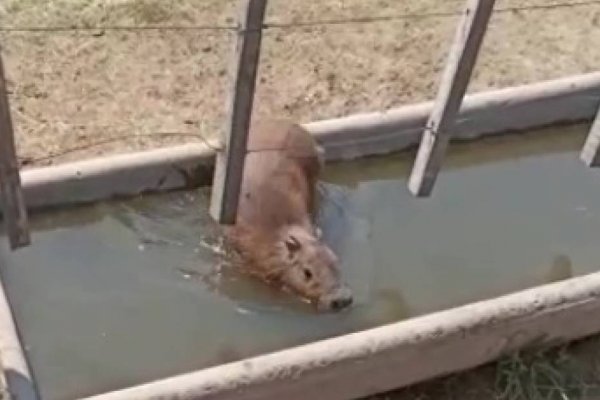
(0, 0), (599, 166)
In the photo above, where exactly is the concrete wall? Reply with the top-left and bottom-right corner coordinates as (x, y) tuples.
(20, 72), (600, 211)
(81, 272), (600, 400)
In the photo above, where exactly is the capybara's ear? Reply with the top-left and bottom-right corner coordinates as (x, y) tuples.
(284, 235), (302, 254)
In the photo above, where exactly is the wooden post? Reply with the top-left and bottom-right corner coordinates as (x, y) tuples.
(407, 0), (495, 197)
(209, 0), (267, 224)
(0, 48), (30, 249)
(580, 105), (600, 166)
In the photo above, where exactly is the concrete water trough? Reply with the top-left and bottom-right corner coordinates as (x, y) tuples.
(3, 72), (600, 400)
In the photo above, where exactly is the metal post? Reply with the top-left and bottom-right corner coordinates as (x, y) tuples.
(0, 47), (30, 249)
(408, 0), (495, 197)
(209, 0), (267, 224)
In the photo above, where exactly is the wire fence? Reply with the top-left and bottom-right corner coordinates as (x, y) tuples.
(3, 0), (600, 166)
(0, 0), (599, 34)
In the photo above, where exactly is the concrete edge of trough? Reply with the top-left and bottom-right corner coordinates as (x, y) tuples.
(19, 71), (600, 211)
(0, 275), (39, 400)
(80, 270), (600, 400)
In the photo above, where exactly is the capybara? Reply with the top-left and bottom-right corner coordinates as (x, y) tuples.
(224, 119), (353, 311)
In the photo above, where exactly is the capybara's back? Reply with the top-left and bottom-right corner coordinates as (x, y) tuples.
(225, 119), (352, 311)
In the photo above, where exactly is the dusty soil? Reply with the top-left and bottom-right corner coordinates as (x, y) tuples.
(1, 0), (600, 167)
(2, 0), (600, 399)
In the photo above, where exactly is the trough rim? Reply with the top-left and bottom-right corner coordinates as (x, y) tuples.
(79, 270), (600, 400)
(0, 270), (39, 400)
(17, 71), (600, 211)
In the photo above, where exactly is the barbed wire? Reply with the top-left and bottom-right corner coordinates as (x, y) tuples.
(8, 0), (600, 166)
(21, 108), (538, 165)
(19, 128), (353, 165)
(265, 0), (600, 29)
(0, 24), (234, 34)
(0, 0), (599, 34)
(21, 131), (220, 165)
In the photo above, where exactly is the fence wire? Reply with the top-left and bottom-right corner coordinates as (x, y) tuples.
(4, 0), (600, 166)
(0, 0), (599, 34)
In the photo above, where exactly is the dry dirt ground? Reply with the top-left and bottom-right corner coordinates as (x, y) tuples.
(2, 0), (600, 399)
(2, 0), (600, 167)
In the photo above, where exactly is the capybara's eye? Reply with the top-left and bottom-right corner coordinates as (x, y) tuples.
(303, 269), (313, 281)
(285, 236), (301, 253)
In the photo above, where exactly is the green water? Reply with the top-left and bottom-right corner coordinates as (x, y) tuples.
(2, 124), (600, 400)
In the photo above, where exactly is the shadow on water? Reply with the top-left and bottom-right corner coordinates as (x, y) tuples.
(2, 123), (600, 399)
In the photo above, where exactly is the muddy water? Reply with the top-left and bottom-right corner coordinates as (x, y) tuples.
(3, 124), (600, 400)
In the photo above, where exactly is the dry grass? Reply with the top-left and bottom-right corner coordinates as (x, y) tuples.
(1, 0), (600, 166)
(370, 337), (600, 400)
(495, 347), (591, 400)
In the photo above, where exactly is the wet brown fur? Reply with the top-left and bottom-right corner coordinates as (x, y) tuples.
(224, 119), (334, 296)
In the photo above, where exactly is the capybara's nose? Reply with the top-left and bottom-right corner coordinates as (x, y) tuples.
(330, 296), (353, 311)
(327, 286), (353, 311)
(318, 286), (353, 312)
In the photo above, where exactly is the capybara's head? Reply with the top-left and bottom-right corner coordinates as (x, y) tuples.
(274, 225), (353, 311)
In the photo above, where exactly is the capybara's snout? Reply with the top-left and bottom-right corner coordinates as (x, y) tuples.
(318, 285), (353, 312)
